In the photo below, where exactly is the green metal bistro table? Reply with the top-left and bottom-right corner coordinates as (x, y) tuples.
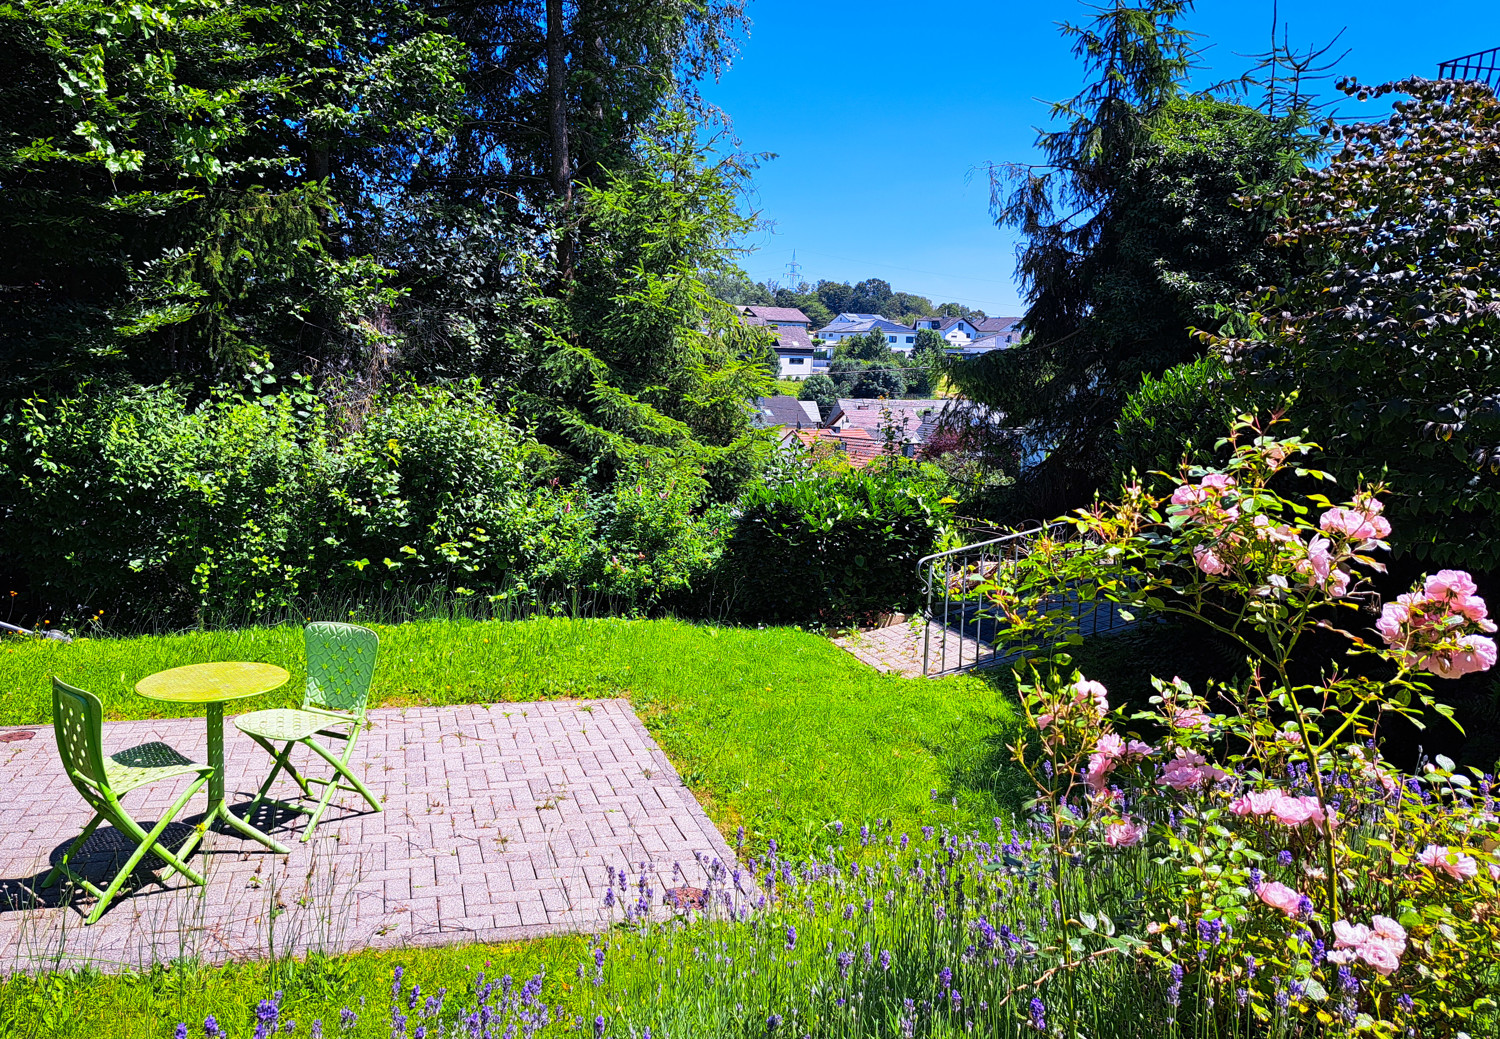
(135, 662), (292, 856)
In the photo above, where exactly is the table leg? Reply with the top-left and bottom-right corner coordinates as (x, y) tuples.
(206, 702), (291, 855)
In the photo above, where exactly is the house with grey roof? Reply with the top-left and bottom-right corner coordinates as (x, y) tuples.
(914, 315), (983, 345)
(769, 324), (818, 378)
(753, 395), (821, 430)
(815, 317), (919, 353)
(738, 305), (812, 330)
(974, 315), (1024, 345)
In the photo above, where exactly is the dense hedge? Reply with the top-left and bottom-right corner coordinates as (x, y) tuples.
(1112, 355), (1237, 488)
(721, 472), (952, 625)
(0, 384), (728, 624)
(0, 385), (951, 628)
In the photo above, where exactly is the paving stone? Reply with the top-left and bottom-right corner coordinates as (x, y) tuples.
(0, 700), (739, 971)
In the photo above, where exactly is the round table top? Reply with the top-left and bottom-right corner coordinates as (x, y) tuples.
(135, 662), (289, 704)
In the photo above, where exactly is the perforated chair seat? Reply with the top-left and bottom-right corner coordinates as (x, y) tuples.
(103, 742), (207, 796)
(235, 708), (345, 743)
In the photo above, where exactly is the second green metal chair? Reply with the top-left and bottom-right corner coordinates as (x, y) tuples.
(235, 622), (382, 840)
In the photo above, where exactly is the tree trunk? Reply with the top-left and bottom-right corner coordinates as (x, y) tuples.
(546, 0), (573, 279)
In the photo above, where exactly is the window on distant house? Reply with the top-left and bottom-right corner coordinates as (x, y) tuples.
(790, 356), (805, 364)
(905, 336), (914, 344)
(902, 443), (915, 458)
(888, 335), (896, 343)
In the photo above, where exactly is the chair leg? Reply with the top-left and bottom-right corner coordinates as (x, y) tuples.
(82, 777), (210, 925)
(43, 812), (104, 889)
(299, 729), (380, 841)
(152, 775), (213, 885)
(245, 736), (312, 818)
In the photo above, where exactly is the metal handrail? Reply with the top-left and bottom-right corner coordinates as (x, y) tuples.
(918, 522), (1067, 676)
(1440, 47), (1500, 87)
(918, 520), (1138, 676)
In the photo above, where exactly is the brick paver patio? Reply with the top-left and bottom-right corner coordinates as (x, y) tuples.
(0, 700), (739, 972)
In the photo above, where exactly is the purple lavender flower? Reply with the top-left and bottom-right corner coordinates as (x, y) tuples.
(950, 990), (962, 1012)
(1338, 966), (1358, 994)
(833, 821), (844, 836)
(1167, 964), (1184, 1007)
(1297, 895), (1315, 919)
(1397, 994), (1415, 1012)
(922, 826), (934, 841)
(1278, 849), (1294, 867)
(594, 1015), (606, 1037)
(204, 1016), (224, 1038)
(1028, 997), (1046, 1031)
(1249, 867), (1263, 887)
(786, 924), (797, 951)
(175, 1026), (188, 1039)
(254, 992), (283, 1039)
(860, 825), (870, 845)
(879, 949), (891, 971)
(339, 1008), (357, 1031)
(311, 1023), (323, 1039)
(767, 1012), (782, 1031)
(837, 950), (855, 979)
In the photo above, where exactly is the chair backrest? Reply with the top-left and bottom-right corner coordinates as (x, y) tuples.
(303, 622), (379, 715)
(51, 678), (112, 805)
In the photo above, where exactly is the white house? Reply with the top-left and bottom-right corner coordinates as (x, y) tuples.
(814, 316), (919, 353)
(772, 325), (818, 377)
(913, 315), (984, 346)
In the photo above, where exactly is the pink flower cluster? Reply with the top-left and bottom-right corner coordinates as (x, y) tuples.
(1085, 732), (1154, 794)
(1319, 497), (1391, 544)
(1417, 844), (1480, 881)
(1158, 749), (1228, 791)
(1170, 473), (1237, 521)
(1229, 789), (1336, 832)
(1329, 917), (1407, 976)
(1376, 571), (1498, 678)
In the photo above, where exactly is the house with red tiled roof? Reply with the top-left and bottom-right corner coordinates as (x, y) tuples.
(785, 426), (887, 467)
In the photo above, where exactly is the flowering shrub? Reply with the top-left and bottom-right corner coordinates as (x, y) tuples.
(994, 415), (1500, 1035)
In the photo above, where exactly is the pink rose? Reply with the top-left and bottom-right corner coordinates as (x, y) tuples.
(1424, 569), (1479, 600)
(1418, 844), (1479, 880)
(1172, 706), (1210, 730)
(1375, 598), (1413, 645)
(1103, 819), (1145, 848)
(1084, 752), (1115, 794)
(1422, 635), (1498, 678)
(1072, 679), (1109, 717)
(1094, 733), (1125, 760)
(1158, 750), (1228, 790)
(1255, 881), (1304, 916)
(1036, 713), (1055, 730)
(1319, 501), (1391, 542)
(1228, 789), (1284, 816)
(1332, 916), (1406, 976)
(1193, 545), (1227, 575)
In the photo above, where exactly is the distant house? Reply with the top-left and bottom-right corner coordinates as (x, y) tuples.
(952, 332), (1016, 357)
(738, 305), (812, 331)
(913, 315), (983, 345)
(754, 395), (821, 430)
(826, 397), (950, 449)
(974, 315), (1023, 343)
(785, 426), (886, 467)
(767, 324), (817, 377)
(814, 316), (919, 353)
(739, 307), (817, 377)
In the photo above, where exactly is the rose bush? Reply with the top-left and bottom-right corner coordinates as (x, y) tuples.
(999, 415), (1500, 1035)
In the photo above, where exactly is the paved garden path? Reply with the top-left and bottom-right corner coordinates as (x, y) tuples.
(0, 701), (738, 972)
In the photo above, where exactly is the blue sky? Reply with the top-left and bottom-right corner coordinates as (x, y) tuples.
(703, 0), (1500, 316)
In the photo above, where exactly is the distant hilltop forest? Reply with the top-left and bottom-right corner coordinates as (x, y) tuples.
(708, 271), (989, 329)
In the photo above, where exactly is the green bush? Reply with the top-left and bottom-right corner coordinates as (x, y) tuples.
(0, 383), (728, 625)
(1112, 354), (1236, 488)
(721, 470), (952, 625)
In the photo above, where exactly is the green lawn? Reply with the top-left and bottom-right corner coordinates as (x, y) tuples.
(0, 617), (1029, 1037)
(1, 617), (1024, 857)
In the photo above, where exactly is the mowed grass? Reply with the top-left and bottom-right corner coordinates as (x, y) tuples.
(0, 617), (1025, 856)
(0, 618), (1025, 1037)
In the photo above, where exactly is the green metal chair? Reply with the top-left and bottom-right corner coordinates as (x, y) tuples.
(235, 621), (382, 841)
(46, 678), (213, 924)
